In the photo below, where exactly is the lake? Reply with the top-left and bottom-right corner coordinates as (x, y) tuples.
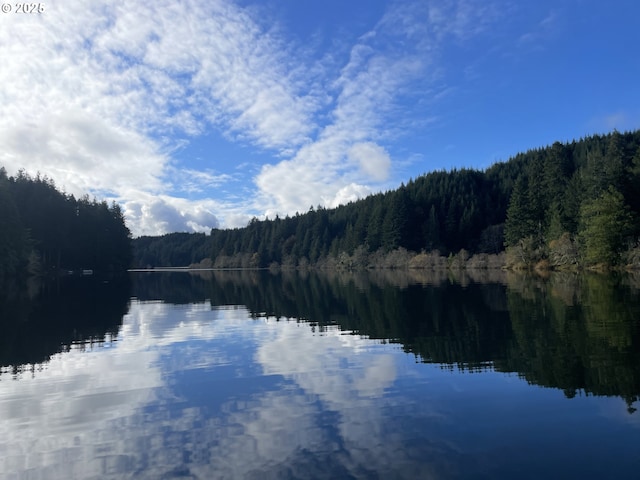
(1, 269), (639, 479)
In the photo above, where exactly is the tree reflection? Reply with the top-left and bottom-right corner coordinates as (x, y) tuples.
(503, 273), (640, 409)
(160, 269), (640, 411)
(0, 275), (130, 374)
(8, 268), (639, 411)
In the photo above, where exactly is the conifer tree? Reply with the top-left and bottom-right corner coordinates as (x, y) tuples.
(504, 175), (535, 246)
(579, 186), (635, 265)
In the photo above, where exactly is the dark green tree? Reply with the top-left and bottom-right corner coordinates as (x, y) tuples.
(579, 186), (635, 265)
(504, 175), (536, 246)
(0, 169), (30, 282)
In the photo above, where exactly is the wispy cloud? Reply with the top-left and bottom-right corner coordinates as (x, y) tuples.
(253, 0), (505, 218)
(1, 0), (318, 233)
(168, 167), (235, 195)
(590, 111), (640, 134)
(517, 9), (558, 48)
(0, 0), (506, 234)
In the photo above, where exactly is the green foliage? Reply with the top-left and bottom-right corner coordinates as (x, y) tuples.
(504, 130), (640, 267)
(0, 168), (132, 280)
(133, 232), (209, 268)
(578, 187), (636, 266)
(505, 175), (536, 246)
(0, 170), (30, 281)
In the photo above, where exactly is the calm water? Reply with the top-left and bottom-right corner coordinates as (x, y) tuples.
(1, 270), (639, 479)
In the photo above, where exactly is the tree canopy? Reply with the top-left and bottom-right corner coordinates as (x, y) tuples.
(0, 168), (132, 284)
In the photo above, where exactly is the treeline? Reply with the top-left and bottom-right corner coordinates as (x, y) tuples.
(130, 130), (640, 270)
(204, 165), (510, 269)
(504, 130), (640, 269)
(0, 168), (132, 283)
(132, 232), (210, 268)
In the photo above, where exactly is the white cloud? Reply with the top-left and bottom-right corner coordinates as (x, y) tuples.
(0, 0), (320, 235)
(122, 192), (220, 236)
(425, 0), (503, 43)
(348, 142), (392, 181)
(251, 1), (453, 218)
(330, 183), (374, 208)
(0, 0), (504, 235)
(167, 167), (235, 194)
(1, 108), (167, 196)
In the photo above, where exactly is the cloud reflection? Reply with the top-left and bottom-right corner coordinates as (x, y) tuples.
(0, 300), (460, 479)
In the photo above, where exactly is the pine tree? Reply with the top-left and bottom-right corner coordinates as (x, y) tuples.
(579, 186), (635, 265)
(425, 205), (440, 251)
(0, 172), (30, 280)
(504, 175), (536, 246)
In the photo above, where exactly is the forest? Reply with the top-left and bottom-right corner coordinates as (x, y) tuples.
(0, 168), (132, 285)
(132, 130), (640, 271)
(3, 130), (639, 279)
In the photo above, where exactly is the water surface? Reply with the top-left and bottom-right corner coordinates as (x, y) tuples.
(1, 270), (639, 479)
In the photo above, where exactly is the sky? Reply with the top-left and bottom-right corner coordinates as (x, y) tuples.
(1, 0), (639, 237)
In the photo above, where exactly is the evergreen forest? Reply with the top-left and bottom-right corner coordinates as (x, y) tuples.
(0, 168), (132, 285)
(132, 130), (640, 271)
(3, 130), (640, 279)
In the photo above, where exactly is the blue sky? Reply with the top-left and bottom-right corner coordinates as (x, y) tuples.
(1, 0), (639, 236)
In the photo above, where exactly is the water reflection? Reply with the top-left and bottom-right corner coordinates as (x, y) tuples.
(0, 275), (130, 372)
(132, 269), (640, 406)
(0, 299), (447, 478)
(0, 271), (639, 478)
(504, 272), (640, 410)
